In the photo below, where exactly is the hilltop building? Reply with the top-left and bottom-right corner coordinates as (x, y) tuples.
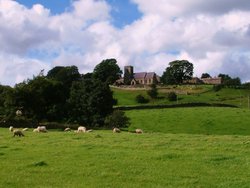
(116, 66), (160, 85)
(184, 77), (222, 85)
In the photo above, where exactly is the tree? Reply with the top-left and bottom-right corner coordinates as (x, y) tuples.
(92, 59), (122, 85)
(147, 84), (158, 98)
(201, 73), (211, 79)
(167, 92), (177, 101)
(68, 79), (114, 126)
(104, 110), (130, 128)
(161, 60), (193, 84)
(135, 94), (149, 104)
(218, 74), (241, 88)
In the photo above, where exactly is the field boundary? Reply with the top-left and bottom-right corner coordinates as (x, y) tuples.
(114, 102), (238, 111)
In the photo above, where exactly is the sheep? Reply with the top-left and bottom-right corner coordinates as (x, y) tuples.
(86, 129), (93, 133)
(9, 126), (14, 132)
(13, 129), (24, 137)
(135, 129), (143, 134)
(37, 126), (47, 133)
(77, 126), (86, 133)
(33, 126), (47, 133)
(64, 127), (71, 132)
(113, 127), (120, 133)
(22, 128), (29, 131)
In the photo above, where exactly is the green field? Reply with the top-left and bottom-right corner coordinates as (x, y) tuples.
(126, 107), (250, 135)
(0, 128), (250, 188)
(1, 86), (250, 187)
(112, 86), (250, 108)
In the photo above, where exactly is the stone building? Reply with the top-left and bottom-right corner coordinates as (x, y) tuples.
(120, 65), (159, 85)
(184, 77), (222, 85)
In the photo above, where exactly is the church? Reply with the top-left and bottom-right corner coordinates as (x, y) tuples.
(116, 66), (160, 85)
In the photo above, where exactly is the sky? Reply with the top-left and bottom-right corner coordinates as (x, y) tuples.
(1, 0), (250, 86)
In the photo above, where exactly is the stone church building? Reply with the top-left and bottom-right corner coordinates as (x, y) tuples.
(116, 66), (160, 85)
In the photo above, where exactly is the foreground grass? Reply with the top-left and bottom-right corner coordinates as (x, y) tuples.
(126, 107), (250, 135)
(0, 129), (250, 187)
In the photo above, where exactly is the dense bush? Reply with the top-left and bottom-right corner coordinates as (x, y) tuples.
(147, 84), (158, 98)
(213, 84), (223, 92)
(104, 110), (130, 128)
(135, 94), (149, 104)
(167, 92), (177, 101)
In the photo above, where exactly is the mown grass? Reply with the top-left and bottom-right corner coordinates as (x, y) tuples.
(126, 107), (250, 135)
(0, 128), (250, 188)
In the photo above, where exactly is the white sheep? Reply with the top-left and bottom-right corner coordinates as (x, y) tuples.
(37, 126), (47, 133)
(13, 129), (24, 137)
(9, 126), (14, 132)
(22, 128), (29, 131)
(77, 126), (86, 133)
(135, 129), (143, 134)
(113, 127), (120, 133)
(64, 127), (71, 132)
(33, 128), (39, 132)
(86, 129), (93, 133)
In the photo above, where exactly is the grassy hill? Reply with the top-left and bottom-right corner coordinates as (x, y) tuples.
(112, 85), (250, 108)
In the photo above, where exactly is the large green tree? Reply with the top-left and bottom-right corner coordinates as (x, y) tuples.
(92, 59), (122, 85)
(161, 60), (194, 84)
(68, 79), (114, 127)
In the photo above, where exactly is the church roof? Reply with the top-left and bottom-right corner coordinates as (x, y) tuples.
(134, 72), (147, 79)
(133, 72), (156, 79)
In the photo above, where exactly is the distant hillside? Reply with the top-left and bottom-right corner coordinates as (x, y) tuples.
(112, 85), (250, 108)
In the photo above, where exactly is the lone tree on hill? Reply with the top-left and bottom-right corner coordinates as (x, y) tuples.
(161, 60), (193, 85)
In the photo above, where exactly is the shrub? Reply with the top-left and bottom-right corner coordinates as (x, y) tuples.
(213, 84), (223, 92)
(135, 95), (149, 104)
(147, 84), (158, 98)
(167, 92), (177, 101)
(104, 110), (130, 128)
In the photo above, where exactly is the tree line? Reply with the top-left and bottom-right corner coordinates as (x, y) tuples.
(0, 58), (246, 127)
(0, 59), (124, 127)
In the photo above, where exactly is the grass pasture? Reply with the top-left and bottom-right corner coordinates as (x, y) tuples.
(126, 107), (250, 135)
(0, 128), (250, 188)
(112, 86), (250, 108)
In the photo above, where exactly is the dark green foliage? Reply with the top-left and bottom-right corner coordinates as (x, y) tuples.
(68, 79), (114, 127)
(213, 84), (223, 92)
(135, 94), (149, 104)
(104, 110), (130, 128)
(92, 59), (122, 85)
(167, 92), (177, 101)
(201, 73), (211, 78)
(161, 60), (193, 84)
(147, 84), (158, 99)
(218, 74), (241, 88)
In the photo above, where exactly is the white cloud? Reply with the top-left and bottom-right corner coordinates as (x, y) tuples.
(1, 0), (250, 86)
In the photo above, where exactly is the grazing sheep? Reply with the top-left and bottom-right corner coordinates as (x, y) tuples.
(113, 127), (120, 133)
(9, 126), (14, 132)
(64, 127), (71, 132)
(77, 126), (86, 133)
(22, 128), (29, 131)
(13, 129), (24, 137)
(135, 129), (143, 134)
(33, 128), (39, 132)
(86, 129), (93, 133)
(37, 126), (47, 133)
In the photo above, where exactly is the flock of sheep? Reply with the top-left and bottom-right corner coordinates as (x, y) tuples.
(9, 126), (143, 137)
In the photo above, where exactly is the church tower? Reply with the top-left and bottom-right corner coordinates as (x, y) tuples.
(124, 66), (134, 85)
